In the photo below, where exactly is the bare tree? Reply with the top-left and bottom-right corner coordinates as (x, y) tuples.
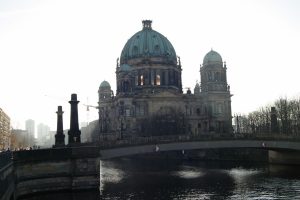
(236, 96), (300, 136)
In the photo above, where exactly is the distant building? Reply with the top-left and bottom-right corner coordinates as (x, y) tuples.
(97, 20), (232, 141)
(81, 120), (99, 143)
(0, 108), (10, 149)
(11, 129), (29, 149)
(37, 123), (51, 147)
(25, 119), (35, 146)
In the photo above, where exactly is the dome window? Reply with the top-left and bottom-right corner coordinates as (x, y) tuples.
(132, 46), (138, 55)
(154, 45), (160, 54)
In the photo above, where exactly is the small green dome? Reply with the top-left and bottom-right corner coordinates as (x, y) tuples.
(100, 80), (111, 88)
(203, 50), (223, 65)
(120, 20), (177, 64)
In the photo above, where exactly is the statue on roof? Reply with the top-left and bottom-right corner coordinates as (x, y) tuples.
(177, 56), (181, 66)
(116, 57), (119, 68)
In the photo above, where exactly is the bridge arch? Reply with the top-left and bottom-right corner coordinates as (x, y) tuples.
(100, 140), (300, 159)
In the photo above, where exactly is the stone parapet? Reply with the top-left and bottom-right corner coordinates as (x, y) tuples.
(0, 146), (100, 200)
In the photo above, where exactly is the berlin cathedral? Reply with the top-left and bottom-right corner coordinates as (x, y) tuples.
(97, 20), (232, 140)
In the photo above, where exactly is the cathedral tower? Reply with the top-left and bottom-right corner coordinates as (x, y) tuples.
(199, 50), (232, 133)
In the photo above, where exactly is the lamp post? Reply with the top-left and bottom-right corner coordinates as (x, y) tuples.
(234, 113), (241, 134)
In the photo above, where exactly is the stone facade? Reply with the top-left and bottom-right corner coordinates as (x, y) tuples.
(0, 108), (10, 149)
(98, 21), (232, 140)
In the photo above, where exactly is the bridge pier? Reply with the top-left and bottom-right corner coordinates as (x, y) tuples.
(269, 150), (300, 165)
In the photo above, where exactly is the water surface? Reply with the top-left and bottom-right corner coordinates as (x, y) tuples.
(100, 158), (300, 200)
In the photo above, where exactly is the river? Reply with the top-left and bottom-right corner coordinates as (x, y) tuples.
(100, 158), (300, 200)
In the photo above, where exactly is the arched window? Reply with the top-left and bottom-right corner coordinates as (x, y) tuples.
(123, 81), (129, 92)
(208, 72), (212, 81)
(140, 75), (144, 86)
(215, 72), (220, 81)
(154, 45), (160, 54)
(196, 108), (201, 116)
(156, 75), (161, 85)
(218, 104), (223, 114)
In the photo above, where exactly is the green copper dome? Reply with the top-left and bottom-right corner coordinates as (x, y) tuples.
(120, 20), (177, 64)
(119, 64), (132, 72)
(100, 80), (111, 88)
(203, 50), (223, 65)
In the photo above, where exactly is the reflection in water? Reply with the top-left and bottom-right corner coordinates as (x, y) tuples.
(174, 166), (205, 179)
(229, 167), (262, 184)
(100, 160), (126, 194)
(100, 158), (300, 200)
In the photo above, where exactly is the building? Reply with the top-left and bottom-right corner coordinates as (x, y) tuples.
(0, 108), (10, 149)
(25, 119), (35, 146)
(81, 120), (99, 142)
(37, 123), (51, 147)
(98, 20), (232, 140)
(10, 129), (29, 149)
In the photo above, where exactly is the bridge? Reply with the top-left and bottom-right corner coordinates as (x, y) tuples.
(99, 134), (300, 162)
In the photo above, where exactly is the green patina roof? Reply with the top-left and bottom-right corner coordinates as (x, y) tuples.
(203, 50), (223, 65)
(120, 20), (177, 63)
(119, 64), (132, 72)
(100, 80), (111, 88)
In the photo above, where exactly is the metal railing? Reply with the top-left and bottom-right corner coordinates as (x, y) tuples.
(99, 133), (300, 149)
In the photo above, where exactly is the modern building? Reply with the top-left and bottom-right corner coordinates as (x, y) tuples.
(0, 108), (10, 149)
(37, 123), (51, 147)
(98, 20), (232, 140)
(25, 119), (35, 146)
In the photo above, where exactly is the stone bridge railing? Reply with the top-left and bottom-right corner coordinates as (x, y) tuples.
(99, 133), (300, 149)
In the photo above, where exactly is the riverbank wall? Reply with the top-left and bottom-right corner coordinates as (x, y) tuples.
(0, 146), (100, 200)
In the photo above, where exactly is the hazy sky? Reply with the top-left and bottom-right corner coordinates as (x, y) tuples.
(0, 0), (299, 131)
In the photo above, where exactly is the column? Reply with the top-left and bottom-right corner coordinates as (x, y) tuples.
(151, 69), (155, 85)
(54, 106), (65, 147)
(165, 70), (168, 86)
(68, 94), (81, 144)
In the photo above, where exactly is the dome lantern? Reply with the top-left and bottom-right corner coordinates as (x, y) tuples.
(142, 20), (152, 30)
